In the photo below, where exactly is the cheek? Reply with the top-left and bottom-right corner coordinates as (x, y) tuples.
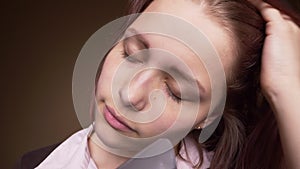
(195, 99), (211, 128)
(137, 102), (182, 136)
(96, 54), (121, 99)
(157, 100), (210, 134)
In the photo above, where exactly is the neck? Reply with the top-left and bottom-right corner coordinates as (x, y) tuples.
(88, 138), (129, 169)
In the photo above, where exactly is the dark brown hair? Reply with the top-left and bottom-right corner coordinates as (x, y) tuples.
(126, 0), (284, 169)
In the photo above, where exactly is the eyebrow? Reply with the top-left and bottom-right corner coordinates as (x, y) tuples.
(169, 66), (206, 96)
(125, 28), (206, 96)
(124, 28), (150, 48)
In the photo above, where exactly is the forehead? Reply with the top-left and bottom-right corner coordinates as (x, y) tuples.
(142, 0), (235, 74)
(125, 0), (235, 92)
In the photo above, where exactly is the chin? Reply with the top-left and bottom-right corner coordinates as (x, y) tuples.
(94, 118), (149, 154)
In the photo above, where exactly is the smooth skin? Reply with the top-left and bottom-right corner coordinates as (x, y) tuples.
(91, 1), (231, 168)
(89, 0), (300, 168)
(249, 0), (300, 168)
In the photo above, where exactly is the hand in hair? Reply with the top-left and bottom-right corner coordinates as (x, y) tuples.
(249, 0), (300, 169)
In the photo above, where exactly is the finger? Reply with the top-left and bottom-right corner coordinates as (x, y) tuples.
(248, 0), (284, 23)
(281, 13), (292, 21)
(281, 12), (300, 28)
(265, 0), (300, 26)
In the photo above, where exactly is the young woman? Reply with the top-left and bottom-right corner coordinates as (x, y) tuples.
(23, 0), (300, 168)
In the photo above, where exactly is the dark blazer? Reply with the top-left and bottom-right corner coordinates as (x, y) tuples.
(14, 143), (60, 169)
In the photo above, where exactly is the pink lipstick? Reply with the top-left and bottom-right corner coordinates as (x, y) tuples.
(103, 105), (134, 132)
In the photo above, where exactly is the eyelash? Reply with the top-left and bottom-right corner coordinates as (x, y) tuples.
(121, 45), (142, 64)
(164, 82), (182, 103)
(121, 45), (181, 103)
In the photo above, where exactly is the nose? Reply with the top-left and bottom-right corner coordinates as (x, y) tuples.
(119, 69), (160, 111)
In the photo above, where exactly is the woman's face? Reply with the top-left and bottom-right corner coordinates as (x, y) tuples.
(95, 0), (235, 149)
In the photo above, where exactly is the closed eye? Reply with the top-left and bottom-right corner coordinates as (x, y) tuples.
(164, 82), (181, 103)
(121, 35), (146, 64)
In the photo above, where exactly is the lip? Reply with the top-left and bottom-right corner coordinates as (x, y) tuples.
(103, 104), (135, 132)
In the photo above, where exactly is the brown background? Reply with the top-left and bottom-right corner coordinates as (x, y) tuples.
(1, 0), (299, 168)
(1, 1), (127, 168)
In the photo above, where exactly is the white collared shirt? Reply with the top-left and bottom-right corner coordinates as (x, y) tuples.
(36, 125), (212, 169)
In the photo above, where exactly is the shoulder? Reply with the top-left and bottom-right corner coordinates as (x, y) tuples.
(176, 135), (214, 169)
(15, 125), (93, 169)
(35, 126), (94, 168)
(14, 143), (61, 169)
